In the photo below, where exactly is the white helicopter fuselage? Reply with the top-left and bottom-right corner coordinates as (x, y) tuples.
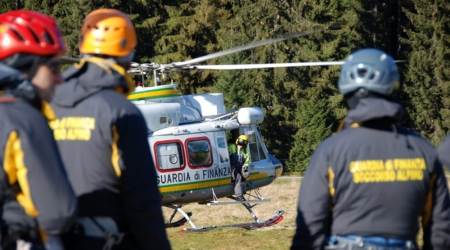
(129, 84), (282, 205)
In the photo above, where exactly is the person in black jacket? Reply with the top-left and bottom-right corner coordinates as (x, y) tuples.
(291, 48), (450, 250)
(50, 8), (170, 250)
(0, 10), (77, 250)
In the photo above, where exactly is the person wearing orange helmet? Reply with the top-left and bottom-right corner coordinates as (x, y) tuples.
(0, 10), (77, 250)
(49, 9), (170, 250)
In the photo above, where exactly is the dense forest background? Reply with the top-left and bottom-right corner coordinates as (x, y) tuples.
(2, 0), (449, 173)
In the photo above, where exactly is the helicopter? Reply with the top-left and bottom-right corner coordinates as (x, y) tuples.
(123, 26), (346, 231)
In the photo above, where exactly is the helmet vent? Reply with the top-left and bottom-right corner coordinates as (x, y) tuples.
(0, 10), (66, 59)
(357, 68), (367, 77)
(44, 30), (55, 45)
(10, 28), (25, 42)
(87, 25), (99, 30)
(26, 26), (40, 44)
(350, 72), (355, 80)
(368, 72), (375, 80)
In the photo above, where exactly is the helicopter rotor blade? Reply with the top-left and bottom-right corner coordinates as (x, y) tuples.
(189, 61), (344, 70)
(186, 59), (406, 70)
(170, 25), (335, 68)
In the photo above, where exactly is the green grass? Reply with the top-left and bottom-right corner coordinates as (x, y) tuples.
(168, 228), (294, 250)
(165, 177), (300, 250)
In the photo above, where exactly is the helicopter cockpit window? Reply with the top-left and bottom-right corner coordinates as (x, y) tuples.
(186, 137), (212, 168)
(216, 137), (226, 148)
(155, 140), (184, 172)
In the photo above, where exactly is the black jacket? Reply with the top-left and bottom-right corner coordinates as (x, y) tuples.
(50, 58), (170, 250)
(291, 97), (450, 250)
(0, 64), (77, 237)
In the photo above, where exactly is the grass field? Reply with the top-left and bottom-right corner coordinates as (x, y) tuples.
(164, 177), (300, 250)
(165, 175), (450, 250)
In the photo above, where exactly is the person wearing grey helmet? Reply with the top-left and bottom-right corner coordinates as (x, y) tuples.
(291, 48), (450, 250)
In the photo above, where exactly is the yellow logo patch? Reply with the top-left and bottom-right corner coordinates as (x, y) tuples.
(349, 158), (425, 183)
(49, 117), (96, 141)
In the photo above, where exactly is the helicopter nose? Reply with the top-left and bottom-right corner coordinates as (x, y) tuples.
(275, 166), (283, 177)
(269, 154), (283, 177)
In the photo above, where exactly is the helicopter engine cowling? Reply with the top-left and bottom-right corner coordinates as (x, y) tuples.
(136, 103), (182, 132)
(237, 107), (264, 125)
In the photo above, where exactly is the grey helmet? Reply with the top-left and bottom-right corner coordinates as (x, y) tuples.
(338, 48), (399, 96)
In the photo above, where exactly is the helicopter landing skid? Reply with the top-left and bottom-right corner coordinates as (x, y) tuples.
(207, 188), (270, 206)
(166, 208), (191, 228)
(165, 189), (284, 232)
(165, 204), (198, 229)
(186, 209), (285, 232)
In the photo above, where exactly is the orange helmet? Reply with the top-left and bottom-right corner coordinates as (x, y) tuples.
(79, 9), (136, 57)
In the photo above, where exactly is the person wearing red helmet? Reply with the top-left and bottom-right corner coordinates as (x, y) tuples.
(0, 10), (77, 250)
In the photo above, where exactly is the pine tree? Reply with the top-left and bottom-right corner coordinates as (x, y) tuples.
(401, 0), (450, 143)
(215, 0), (307, 160)
(213, 0), (366, 169)
(109, 1), (167, 64)
(51, 0), (96, 56)
(359, 1), (401, 56)
(150, 0), (225, 93)
(0, 0), (22, 12)
(283, 0), (363, 171)
(288, 87), (332, 173)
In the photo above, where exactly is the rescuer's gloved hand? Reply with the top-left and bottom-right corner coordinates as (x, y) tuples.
(242, 164), (250, 178)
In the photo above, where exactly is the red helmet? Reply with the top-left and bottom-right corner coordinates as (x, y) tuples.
(0, 10), (66, 60)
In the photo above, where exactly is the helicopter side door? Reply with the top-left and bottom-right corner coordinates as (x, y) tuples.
(238, 125), (281, 180)
(238, 126), (267, 162)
